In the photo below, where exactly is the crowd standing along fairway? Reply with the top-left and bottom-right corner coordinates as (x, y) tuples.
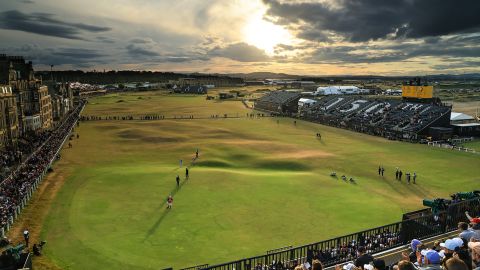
(38, 92), (480, 269)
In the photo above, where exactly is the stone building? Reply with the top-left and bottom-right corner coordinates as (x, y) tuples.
(0, 85), (19, 150)
(46, 82), (74, 121)
(37, 85), (53, 129)
(0, 54), (53, 133)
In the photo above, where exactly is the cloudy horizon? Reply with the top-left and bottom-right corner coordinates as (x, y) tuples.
(1, 0), (479, 75)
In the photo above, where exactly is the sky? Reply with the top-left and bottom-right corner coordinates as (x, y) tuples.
(0, 0), (479, 75)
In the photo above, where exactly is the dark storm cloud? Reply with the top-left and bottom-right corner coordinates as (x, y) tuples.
(124, 38), (211, 63)
(125, 37), (160, 57)
(307, 40), (480, 65)
(1, 44), (107, 67)
(37, 48), (106, 66)
(432, 61), (480, 70)
(296, 27), (330, 42)
(96, 36), (115, 44)
(54, 48), (103, 59)
(130, 38), (152, 44)
(262, 0), (480, 42)
(209, 42), (270, 62)
(0, 10), (111, 40)
(126, 44), (160, 57)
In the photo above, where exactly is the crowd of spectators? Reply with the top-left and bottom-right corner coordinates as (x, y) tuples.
(396, 218), (480, 270)
(0, 131), (54, 181)
(80, 112), (274, 121)
(313, 231), (401, 264)
(0, 152), (17, 179)
(0, 101), (84, 228)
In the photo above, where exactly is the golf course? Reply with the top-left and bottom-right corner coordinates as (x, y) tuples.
(32, 91), (479, 269)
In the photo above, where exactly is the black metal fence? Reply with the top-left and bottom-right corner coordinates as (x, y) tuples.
(180, 264), (209, 270)
(199, 198), (480, 270)
(267, 246), (293, 255)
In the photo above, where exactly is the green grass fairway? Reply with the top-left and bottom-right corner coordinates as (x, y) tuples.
(463, 140), (480, 151)
(42, 92), (480, 270)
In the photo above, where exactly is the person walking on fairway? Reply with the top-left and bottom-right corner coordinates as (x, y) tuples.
(23, 229), (29, 247)
(413, 172), (417, 184)
(176, 175), (180, 187)
(179, 159), (183, 168)
(196, 149), (199, 159)
(167, 195), (173, 209)
(186, 167), (189, 179)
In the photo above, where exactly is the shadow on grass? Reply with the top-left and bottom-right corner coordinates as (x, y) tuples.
(317, 137), (326, 146)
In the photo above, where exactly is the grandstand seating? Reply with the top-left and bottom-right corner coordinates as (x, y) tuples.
(255, 91), (301, 114)
(302, 96), (451, 140)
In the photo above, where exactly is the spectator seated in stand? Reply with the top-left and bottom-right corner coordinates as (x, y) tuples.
(0, 236), (10, 247)
(468, 242), (480, 270)
(33, 244), (41, 256)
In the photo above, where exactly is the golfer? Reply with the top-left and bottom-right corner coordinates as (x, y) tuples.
(167, 195), (173, 209)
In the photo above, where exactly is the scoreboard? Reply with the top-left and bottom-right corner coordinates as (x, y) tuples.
(401, 85), (433, 99)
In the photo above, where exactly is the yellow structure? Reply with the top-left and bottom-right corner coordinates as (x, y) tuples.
(402, 85), (433, 99)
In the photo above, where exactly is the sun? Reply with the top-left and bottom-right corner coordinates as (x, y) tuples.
(243, 13), (293, 55)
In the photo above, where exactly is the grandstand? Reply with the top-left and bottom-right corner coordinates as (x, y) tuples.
(301, 96), (451, 140)
(254, 91), (301, 115)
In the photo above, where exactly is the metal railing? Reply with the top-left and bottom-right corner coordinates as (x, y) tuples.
(180, 264), (209, 270)
(267, 246), (293, 255)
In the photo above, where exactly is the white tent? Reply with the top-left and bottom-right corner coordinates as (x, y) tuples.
(450, 112), (474, 122)
(298, 98), (317, 107)
(315, 86), (360, 95)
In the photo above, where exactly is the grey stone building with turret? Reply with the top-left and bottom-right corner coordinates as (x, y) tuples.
(0, 54), (56, 149)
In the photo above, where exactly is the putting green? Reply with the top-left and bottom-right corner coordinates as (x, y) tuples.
(41, 92), (480, 269)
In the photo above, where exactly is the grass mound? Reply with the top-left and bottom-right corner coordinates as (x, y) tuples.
(117, 130), (186, 143)
(255, 160), (310, 171)
(196, 159), (233, 168)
